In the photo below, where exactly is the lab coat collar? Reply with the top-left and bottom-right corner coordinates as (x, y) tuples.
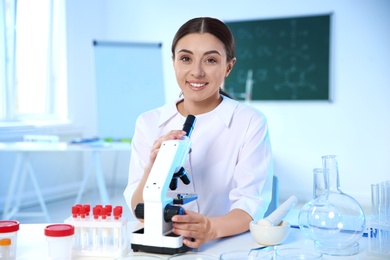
(158, 95), (238, 128)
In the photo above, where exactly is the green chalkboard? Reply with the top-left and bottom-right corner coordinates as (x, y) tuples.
(225, 14), (331, 101)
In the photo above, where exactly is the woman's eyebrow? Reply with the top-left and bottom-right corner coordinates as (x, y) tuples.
(177, 49), (193, 54)
(177, 49), (221, 56)
(204, 50), (221, 56)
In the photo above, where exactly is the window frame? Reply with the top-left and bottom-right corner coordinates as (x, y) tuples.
(0, 0), (69, 135)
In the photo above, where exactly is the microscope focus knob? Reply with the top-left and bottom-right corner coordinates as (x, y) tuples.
(134, 203), (144, 219)
(164, 204), (184, 222)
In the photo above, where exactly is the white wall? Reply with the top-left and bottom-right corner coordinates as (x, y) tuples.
(1, 0), (387, 216)
(64, 0), (390, 212)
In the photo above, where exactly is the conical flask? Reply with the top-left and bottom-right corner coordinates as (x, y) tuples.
(298, 168), (327, 239)
(308, 155), (366, 256)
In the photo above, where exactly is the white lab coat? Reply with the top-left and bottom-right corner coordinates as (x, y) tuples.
(123, 95), (273, 221)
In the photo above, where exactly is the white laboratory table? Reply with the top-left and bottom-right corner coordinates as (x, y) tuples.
(14, 221), (387, 260)
(0, 142), (131, 222)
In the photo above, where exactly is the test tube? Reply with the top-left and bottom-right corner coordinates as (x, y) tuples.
(370, 181), (390, 256)
(72, 206), (81, 248)
(105, 205), (112, 219)
(100, 207), (109, 248)
(383, 181), (390, 224)
(379, 181), (390, 224)
(92, 206), (101, 248)
(83, 204), (91, 218)
(114, 206), (122, 220)
(371, 183), (380, 223)
(79, 206), (89, 249)
(113, 206), (123, 249)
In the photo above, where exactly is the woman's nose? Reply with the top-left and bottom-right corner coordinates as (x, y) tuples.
(191, 62), (205, 78)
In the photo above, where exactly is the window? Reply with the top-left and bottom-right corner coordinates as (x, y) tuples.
(0, 0), (68, 127)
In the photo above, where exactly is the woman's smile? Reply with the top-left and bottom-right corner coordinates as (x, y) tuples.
(188, 81), (208, 90)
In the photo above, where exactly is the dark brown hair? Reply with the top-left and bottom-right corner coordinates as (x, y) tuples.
(171, 17), (236, 99)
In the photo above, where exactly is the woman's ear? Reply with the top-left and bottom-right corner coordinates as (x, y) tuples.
(225, 58), (236, 77)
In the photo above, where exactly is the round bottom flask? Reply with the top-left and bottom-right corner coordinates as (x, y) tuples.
(308, 155), (365, 256)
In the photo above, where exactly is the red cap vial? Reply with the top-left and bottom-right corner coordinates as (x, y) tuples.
(45, 224), (74, 237)
(0, 220), (20, 233)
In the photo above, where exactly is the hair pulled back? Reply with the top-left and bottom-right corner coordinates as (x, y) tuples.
(171, 17), (235, 62)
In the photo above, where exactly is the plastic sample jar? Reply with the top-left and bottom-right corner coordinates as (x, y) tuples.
(44, 224), (75, 260)
(0, 220), (19, 260)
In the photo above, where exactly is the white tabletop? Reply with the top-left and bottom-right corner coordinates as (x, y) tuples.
(14, 222), (386, 260)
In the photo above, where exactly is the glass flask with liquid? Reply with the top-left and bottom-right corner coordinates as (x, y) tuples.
(307, 155), (366, 256)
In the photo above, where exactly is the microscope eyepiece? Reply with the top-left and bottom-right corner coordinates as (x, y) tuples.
(182, 115), (196, 137)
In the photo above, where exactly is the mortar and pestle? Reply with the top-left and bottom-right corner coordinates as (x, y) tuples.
(250, 195), (298, 245)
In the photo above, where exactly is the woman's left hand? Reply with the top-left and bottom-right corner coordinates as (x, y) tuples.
(171, 210), (216, 248)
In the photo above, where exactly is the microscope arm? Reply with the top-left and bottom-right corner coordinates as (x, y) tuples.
(132, 115), (196, 253)
(143, 114), (196, 205)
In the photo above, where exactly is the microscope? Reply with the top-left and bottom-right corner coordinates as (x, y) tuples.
(131, 115), (198, 255)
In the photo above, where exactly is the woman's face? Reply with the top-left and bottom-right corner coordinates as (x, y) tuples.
(173, 33), (235, 104)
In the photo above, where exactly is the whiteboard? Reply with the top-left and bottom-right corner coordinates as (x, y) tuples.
(94, 41), (165, 139)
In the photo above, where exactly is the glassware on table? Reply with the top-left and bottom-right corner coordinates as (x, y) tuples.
(306, 155), (366, 256)
(298, 168), (326, 239)
(275, 247), (322, 259)
(367, 180), (390, 258)
(219, 249), (273, 260)
(371, 180), (390, 224)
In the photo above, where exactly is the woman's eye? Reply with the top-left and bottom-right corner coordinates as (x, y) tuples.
(206, 58), (217, 64)
(180, 56), (191, 62)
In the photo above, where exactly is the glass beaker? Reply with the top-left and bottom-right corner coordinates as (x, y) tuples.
(298, 168), (327, 239)
(308, 155), (366, 256)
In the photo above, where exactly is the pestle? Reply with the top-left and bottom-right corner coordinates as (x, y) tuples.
(257, 195), (298, 226)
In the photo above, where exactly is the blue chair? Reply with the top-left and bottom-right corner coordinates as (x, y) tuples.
(264, 175), (279, 217)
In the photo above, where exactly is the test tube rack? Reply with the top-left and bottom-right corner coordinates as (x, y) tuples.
(64, 204), (128, 258)
(367, 222), (390, 258)
(368, 180), (390, 258)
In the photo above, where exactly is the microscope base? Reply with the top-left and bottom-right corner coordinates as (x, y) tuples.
(131, 228), (190, 255)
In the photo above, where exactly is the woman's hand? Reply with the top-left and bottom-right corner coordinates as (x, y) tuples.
(148, 130), (187, 165)
(171, 209), (252, 248)
(171, 210), (216, 248)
